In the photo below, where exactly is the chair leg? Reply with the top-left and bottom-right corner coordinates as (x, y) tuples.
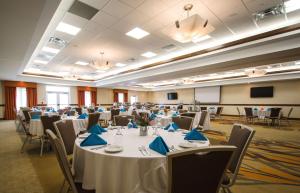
(40, 137), (44, 157)
(21, 136), (29, 153)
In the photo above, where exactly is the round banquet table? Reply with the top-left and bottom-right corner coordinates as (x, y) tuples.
(29, 116), (87, 137)
(73, 127), (210, 193)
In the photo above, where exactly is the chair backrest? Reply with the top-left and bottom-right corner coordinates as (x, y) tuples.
(75, 108), (82, 115)
(287, 107), (293, 118)
(180, 112), (196, 118)
(17, 114), (30, 135)
(67, 110), (76, 116)
(22, 110), (31, 122)
(200, 107), (207, 111)
(269, 108), (282, 118)
(178, 109), (187, 114)
(151, 109), (159, 114)
(114, 115), (135, 126)
(216, 107), (223, 115)
(40, 115), (61, 134)
(87, 113), (100, 129)
(111, 109), (120, 120)
(227, 124), (255, 185)
(244, 107), (253, 117)
(54, 120), (76, 155)
(236, 107), (241, 116)
(172, 116), (194, 130)
(198, 111), (208, 127)
(46, 130), (79, 193)
(167, 146), (236, 193)
(87, 108), (95, 113)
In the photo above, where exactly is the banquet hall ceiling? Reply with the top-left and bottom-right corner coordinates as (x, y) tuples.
(1, 0), (300, 89)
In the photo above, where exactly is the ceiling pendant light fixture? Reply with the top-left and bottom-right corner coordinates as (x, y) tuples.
(162, 4), (214, 43)
(90, 52), (112, 71)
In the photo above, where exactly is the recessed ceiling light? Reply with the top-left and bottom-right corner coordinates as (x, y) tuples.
(56, 22), (81, 35)
(96, 70), (106, 73)
(75, 61), (89, 66)
(192, 35), (211, 43)
(141, 51), (157, 58)
(126, 27), (149, 39)
(115, 63), (127, 67)
(42, 46), (60, 54)
(285, 0), (300, 13)
(34, 59), (48, 64)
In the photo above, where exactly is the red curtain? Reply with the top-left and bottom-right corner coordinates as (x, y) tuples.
(4, 87), (16, 120)
(124, 93), (128, 102)
(91, 91), (97, 106)
(113, 92), (118, 102)
(26, 87), (37, 107)
(78, 90), (85, 107)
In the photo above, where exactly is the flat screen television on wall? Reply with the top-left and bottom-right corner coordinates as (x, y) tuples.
(250, 86), (273, 98)
(167, 92), (178, 100)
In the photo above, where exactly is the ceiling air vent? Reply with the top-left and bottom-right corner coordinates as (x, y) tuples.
(161, 44), (178, 52)
(68, 0), (99, 20)
(254, 4), (284, 21)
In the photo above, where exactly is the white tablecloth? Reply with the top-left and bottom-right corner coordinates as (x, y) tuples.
(73, 128), (209, 193)
(29, 116), (87, 137)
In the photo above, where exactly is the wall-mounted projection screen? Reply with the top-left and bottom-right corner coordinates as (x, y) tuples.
(195, 86), (221, 104)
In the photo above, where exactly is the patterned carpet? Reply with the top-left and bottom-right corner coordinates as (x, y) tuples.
(206, 118), (300, 189)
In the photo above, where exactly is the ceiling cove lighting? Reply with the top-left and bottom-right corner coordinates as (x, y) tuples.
(96, 70), (106, 73)
(75, 61), (89, 66)
(284, 0), (300, 13)
(34, 59), (48, 64)
(141, 51), (157, 58)
(56, 22), (81, 35)
(126, 27), (150, 39)
(115, 63), (127, 67)
(192, 35), (211, 43)
(42, 46), (60, 54)
(162, 4), (214, 43)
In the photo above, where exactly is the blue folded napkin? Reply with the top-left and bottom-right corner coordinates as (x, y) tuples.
(128, 120), (138, 128)
(172, 112), (178, 117)
(98, 109), (104, 112)
(77, 113), (88, 119)
(184, 129), (207, 141)
(158, 112), (164, 115)
(149, 113), (157, 120)
(164, 122), (179, 132)
(80, 133), (107, 147)
(120, 109), (126, 112)
(149, 136), (169, 155)
(31, 115), (40, 119)
(88, 124), (107, 134)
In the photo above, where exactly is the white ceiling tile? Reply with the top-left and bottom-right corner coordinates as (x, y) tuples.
(91, 11), (119, 27)
(102, 0), (133, 19)
(122, 10), (151, 26)
(136, 0), (169, 17)
(119, 0), (145, 8)
(61, 12), (88, 29)
(79, 0), (110, 10)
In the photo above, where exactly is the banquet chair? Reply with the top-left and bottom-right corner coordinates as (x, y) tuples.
(211, 107), (223, 119)
(86, 113), (100, 130)
(281, 107), (293, 126)
(54, 120), (76, 156)
(111, 109), (120, 123)
(167, 146), (236, 193)
(265, 108), (282, 127)
(221, 124), (255, 193)
(180, 112), (196, 118)
(22, 109), (31, 124)
(75, 107), (83, 115)
(151, 109), (160, 114)
(197, 111), (208, 130)
(46, 130), (95, 193)
(87, 108), (95, 113)
(178, 109), (187, 114)
(172, 116), (193, 130)
(19, 115), (41, 153)
(114, 115), (135, 126)
(66, 110), (76, 116)
(236, 107), (242, 121)
(200, 106), (207, 111)
(40, 115), (61, 156)
(188, 106), (193, 112)
(244, 107), (258, 124)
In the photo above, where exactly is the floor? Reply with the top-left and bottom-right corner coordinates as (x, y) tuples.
(0, 116), (299, 193)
